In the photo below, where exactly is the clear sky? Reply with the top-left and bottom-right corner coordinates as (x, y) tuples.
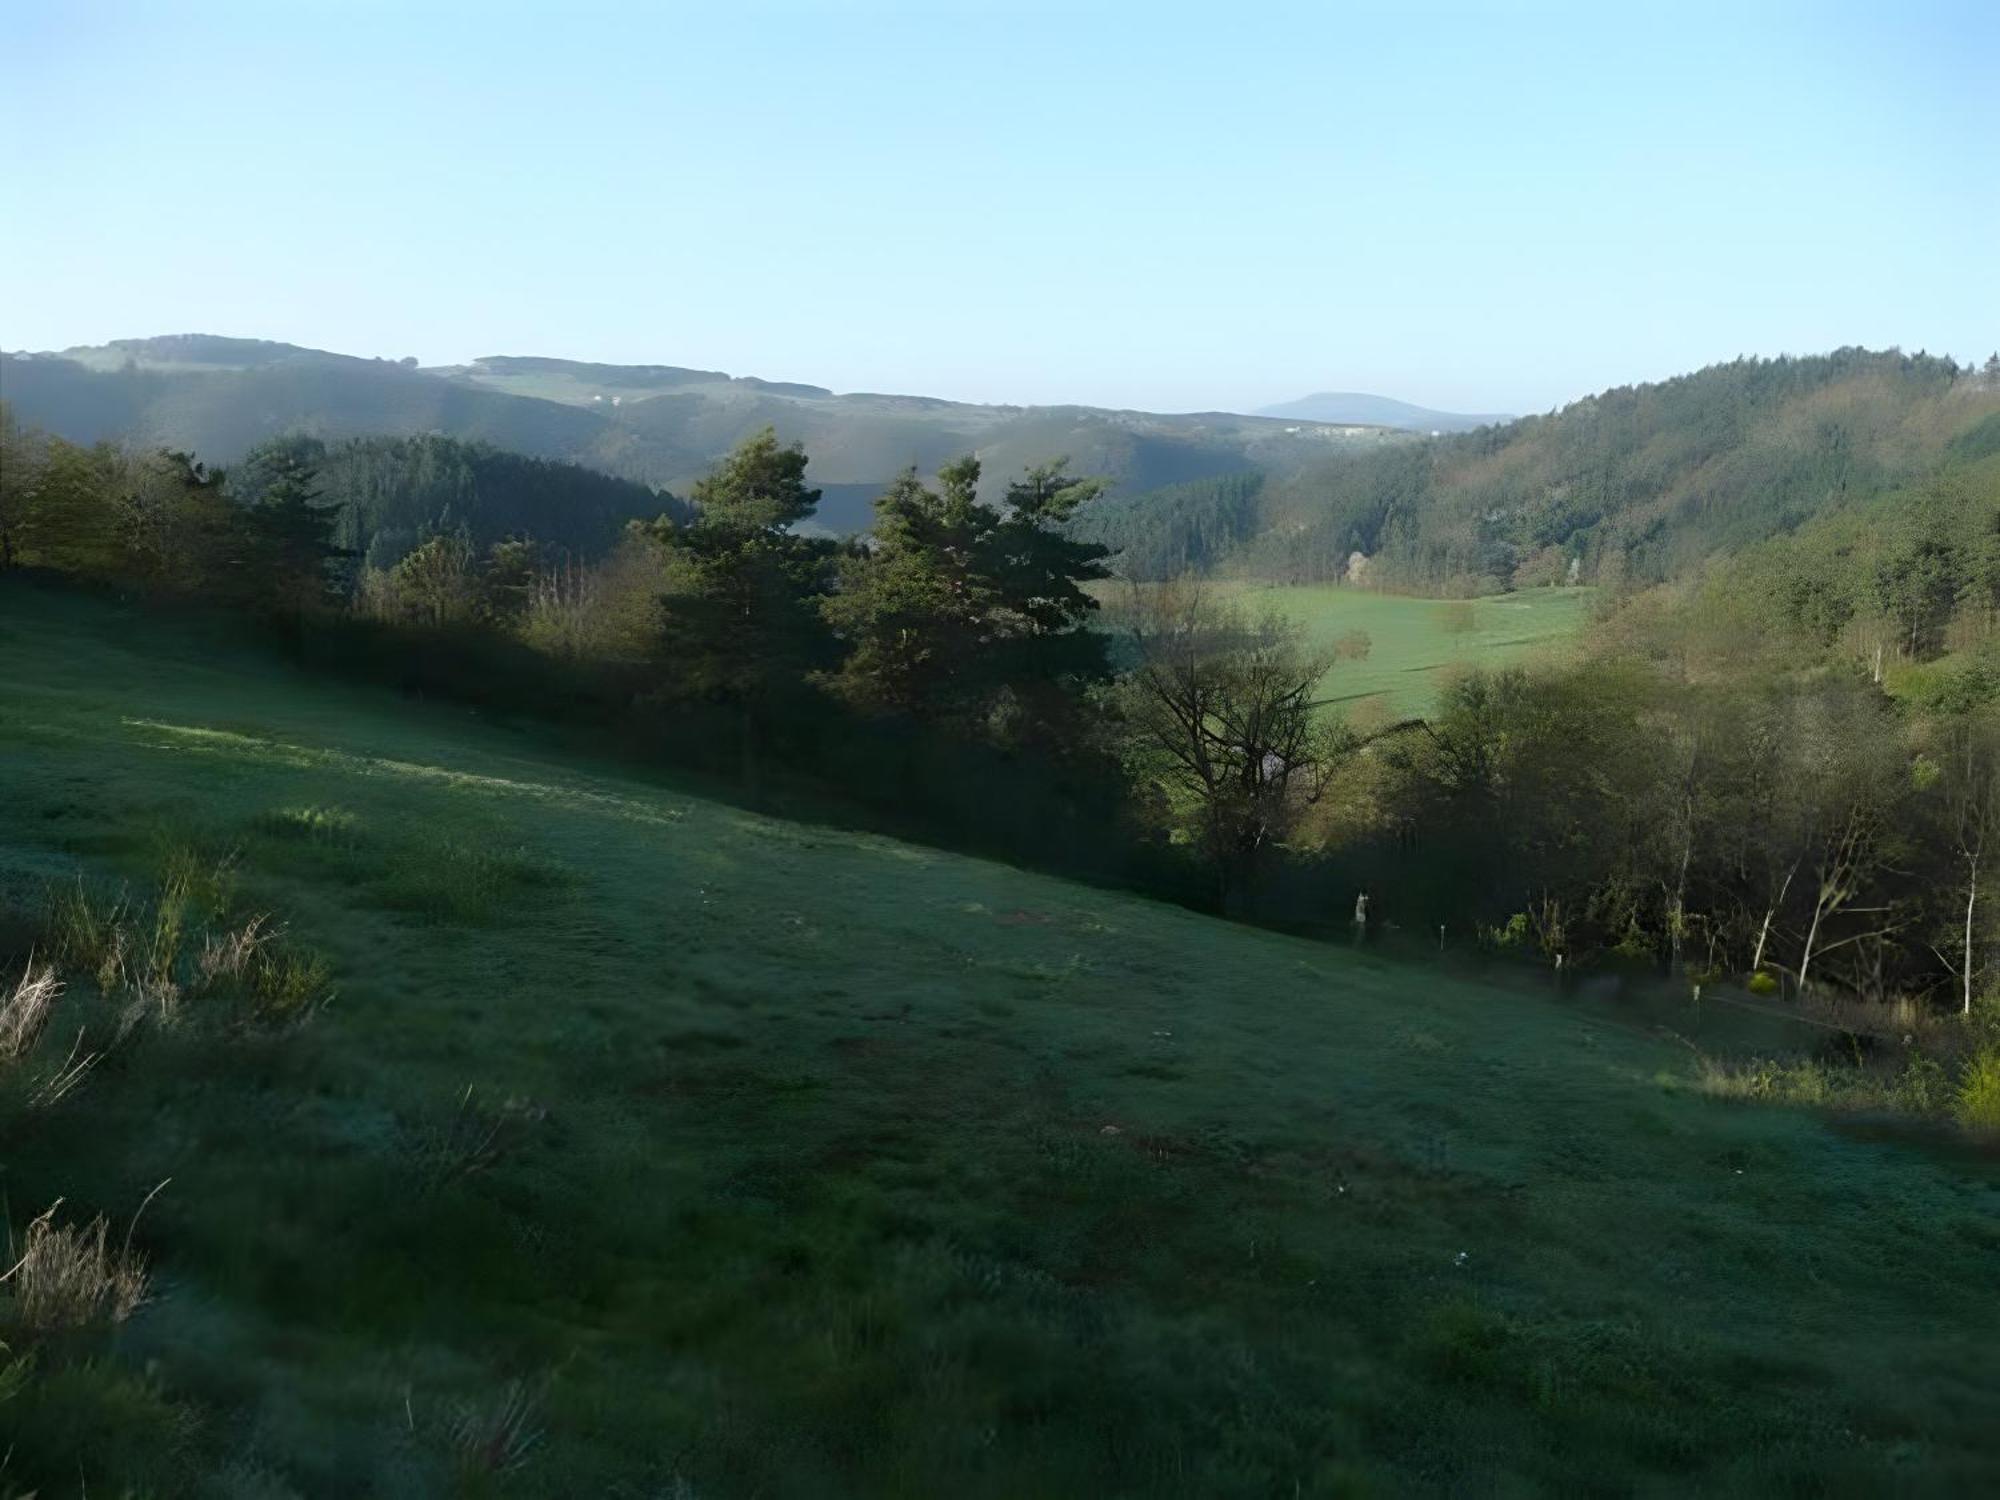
(2, 0), (1994, 415)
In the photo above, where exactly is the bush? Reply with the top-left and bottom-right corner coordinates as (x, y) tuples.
(1955, 1047), (2000, 1132)
(1746, 971), (1780, 996)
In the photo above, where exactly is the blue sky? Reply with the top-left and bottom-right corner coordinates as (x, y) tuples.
(2, 0), (1994, 413)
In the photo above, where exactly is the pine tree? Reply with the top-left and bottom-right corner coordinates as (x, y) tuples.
(824, 456), (1111, 747)
(241, 450), (351, 622)
(651, 428), (837, 796)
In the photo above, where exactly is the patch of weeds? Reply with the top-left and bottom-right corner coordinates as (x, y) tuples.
(196, 916), (334, 1027)
(443, 1378), (544, 1492)
(1409, 1297), (1514, 1385)
(414, 1086), (550, 1191)
(0, 1356), (200, 1493)
(46, 876), (138, 994)
(253, 805), (362, 846)
(0, 961), (60, 1062)
(1697, 1039), (2000, 1139)
(0, 1188), (162, 1337)
(372, 839), (574, 926)
(0, 959), (95, 1109)
(41, 859), (332, 1034)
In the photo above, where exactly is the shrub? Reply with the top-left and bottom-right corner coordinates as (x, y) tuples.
(1746, 971), (1779, 996)
(1955, 1047), (2000, 1132)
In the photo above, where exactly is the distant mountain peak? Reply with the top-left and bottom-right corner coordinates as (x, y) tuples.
(1254, 392), (1510, 433)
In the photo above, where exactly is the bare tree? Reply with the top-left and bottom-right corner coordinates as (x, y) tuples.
(1932, 716), (2000, 1016)
(1787, 690), (1906, 997)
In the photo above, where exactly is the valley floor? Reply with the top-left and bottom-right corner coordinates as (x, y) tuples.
(1214, 583), (1593, 722)
(0, 582), (1994, 1496)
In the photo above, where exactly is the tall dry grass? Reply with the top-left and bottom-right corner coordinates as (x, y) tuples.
(0, 1188), (164, 1334)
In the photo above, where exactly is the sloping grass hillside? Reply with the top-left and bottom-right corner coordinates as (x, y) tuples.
(0, 582), (1995, 1496)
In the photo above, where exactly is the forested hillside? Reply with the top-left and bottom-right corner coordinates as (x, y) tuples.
(1081, 350), (2000, 592)
(0, 337), (1400, 529)
(1067, 471), (1267, 580)
(227, 432), (687, 568)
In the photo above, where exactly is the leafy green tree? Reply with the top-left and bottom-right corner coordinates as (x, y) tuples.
(1872, 482), (1967, 658)
(10, 435), (122, 576)
(368, 530), (481, 628)
(112, 449), (238, 592)
(0, 403), (35, 567)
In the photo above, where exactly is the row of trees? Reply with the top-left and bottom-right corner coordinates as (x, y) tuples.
(0, 414), (348, 624)
(1354, 663), (2000, 1014)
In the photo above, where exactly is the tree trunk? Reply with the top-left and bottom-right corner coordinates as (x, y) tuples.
(1751, 863), (1795, 974)
(1668, 831), (1692, 973)
(1799, 899), (1824, 998)
(1965, 858), (1979, 1018)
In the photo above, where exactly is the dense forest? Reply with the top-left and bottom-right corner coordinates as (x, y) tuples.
(227, 432), (688, 568)
(1066, 471), (1266, 580)
(1076, 350), (2000, 595)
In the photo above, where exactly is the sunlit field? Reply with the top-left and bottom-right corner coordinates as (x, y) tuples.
(1098, 581), (1592, 721)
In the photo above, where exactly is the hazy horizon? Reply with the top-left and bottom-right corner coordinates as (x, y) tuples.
(4, 1), (1995, 415)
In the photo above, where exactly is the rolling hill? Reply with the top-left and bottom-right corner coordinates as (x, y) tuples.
(1255, 391), (1512, 432)
(2, 579), (1997, 1494)
(1086, 350), (2000, 592)
(0, 336), (1408, 534)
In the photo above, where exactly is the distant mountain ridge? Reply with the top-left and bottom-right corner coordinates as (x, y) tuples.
(1, 335), (1409, 533)
(1255, 391), (1511, 432)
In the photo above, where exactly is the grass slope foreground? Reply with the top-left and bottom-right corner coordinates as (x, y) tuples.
(0, 581), (1996, 1497)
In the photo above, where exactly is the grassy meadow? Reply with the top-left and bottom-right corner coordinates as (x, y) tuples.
(1220, 583), (1594, 722)
(1, 581), (1996, 1496)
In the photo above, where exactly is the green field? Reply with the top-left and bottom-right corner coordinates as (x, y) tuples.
(1214, 584), (1595, 721)
(1, 582), (1996, 1496)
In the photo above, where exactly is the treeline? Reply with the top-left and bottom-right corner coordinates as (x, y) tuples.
(1351, 661), (1997, 1015)
(1232, 349), (2000, 594)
